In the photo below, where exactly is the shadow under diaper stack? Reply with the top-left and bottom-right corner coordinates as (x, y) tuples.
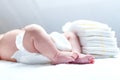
(62, 20), (120, 58)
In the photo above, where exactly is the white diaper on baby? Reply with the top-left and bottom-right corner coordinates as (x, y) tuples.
(11, 32), (51, 64)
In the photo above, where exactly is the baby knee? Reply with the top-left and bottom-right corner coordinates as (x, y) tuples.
(65, 32), (77, 39)
(24, 24), (44, 33)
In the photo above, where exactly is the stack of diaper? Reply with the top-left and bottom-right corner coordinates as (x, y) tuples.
(62, 20), (120, 58)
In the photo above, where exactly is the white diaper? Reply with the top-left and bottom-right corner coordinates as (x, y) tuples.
(11, 32), (51, 64)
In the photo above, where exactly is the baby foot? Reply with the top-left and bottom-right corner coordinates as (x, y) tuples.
(51, 51), (78, 64)
(70, 51), (95, 64)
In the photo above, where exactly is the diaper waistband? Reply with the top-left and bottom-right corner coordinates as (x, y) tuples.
(15, 32), (28, 53)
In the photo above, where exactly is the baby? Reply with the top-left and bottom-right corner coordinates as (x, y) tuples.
(0, 24), (94, 64)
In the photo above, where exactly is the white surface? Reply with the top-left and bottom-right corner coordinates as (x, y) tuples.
(0, 58), (120, 80)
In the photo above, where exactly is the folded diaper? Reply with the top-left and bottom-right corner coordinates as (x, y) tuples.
(77, 30), (115, 37)
(80, 41), (117, 48)
(80, 36), (117, 47)
(80, 36), (117, 42)
(82, 47), (120, 56)
(62, 20), (112, 33)
(62, 20), (120, 58)
(82, 47), (120, 54)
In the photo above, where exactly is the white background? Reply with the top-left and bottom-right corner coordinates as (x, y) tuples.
(0, 0), (120, 46)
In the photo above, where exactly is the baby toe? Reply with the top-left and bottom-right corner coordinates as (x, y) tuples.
(88, 56), (95, 64)
(71, 52), (79, 60)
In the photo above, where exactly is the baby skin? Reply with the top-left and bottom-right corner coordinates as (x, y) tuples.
(0, 24), (94, 64)
(63, 32), (94, 64)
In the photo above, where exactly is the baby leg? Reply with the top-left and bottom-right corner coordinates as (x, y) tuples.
(23, 24), (78, 64)
(64, 32), (95, 64)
